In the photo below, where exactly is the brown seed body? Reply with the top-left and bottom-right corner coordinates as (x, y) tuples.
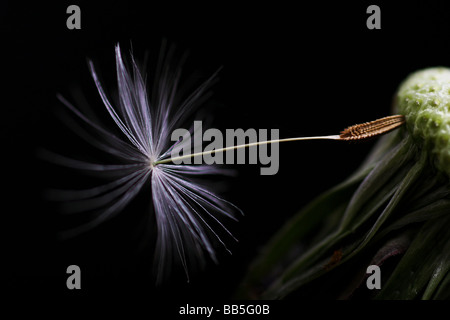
(339, 115), (405, 141)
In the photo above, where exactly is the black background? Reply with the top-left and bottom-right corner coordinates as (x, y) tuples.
(4, 0), (450, 308)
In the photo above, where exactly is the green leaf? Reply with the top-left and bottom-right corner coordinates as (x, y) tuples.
(431, 268), (450, 299)
(264, 139), (418, 296)
(374, 199), (450, 241)
(266, 155), (424, 299)
(234, 165), (370, 299)
(376, 215), (450, 299)
(348, 151), (426, 257)
(339, 136), (415, 230)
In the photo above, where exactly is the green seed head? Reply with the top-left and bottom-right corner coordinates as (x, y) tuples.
(396, 67), (450, 176)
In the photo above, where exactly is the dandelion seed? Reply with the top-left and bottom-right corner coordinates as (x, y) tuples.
(154, 115), (406, 165)
(48, 43), (241, 283)
(47, 43), (407, 285)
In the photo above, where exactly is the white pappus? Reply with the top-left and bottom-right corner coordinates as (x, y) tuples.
(48, 43), (242, 283)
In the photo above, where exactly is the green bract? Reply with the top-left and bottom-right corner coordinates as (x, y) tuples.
(396, 67), (450, 176)
(236, 68), (450, 300)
